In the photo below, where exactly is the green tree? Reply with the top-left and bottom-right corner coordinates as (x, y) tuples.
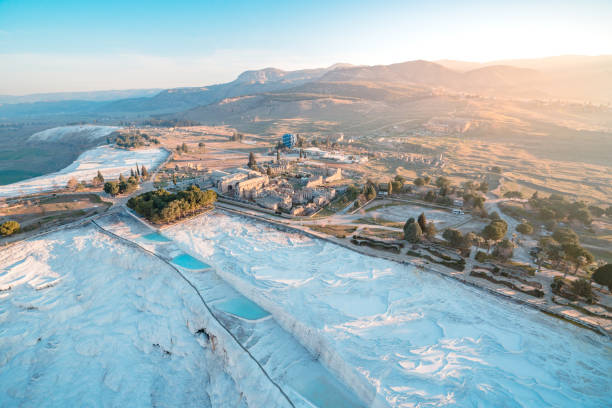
(0, 220), (20, 236)
(573, 208), (592, 225)
(141, 165), (149, 179)
(539, 207), (556, 220)
(563, 244), (594, 275)
(104, 181), (120, 196)
(413, 177), (424, 187)
(552, 227), (579, 246)
(478, 181), (489, 193)
(538, 237), (563, 269)
(403, 218), (422, 243)
(387, 181), (393, 195)
(276, 149), (280, 163)
(435, 176), (451, 189)
(516, 223), (534, 235)
(417, 212), (427, 231)
(588, 205), (604, 217)
(592, 264), (612, 291)
(481, 219), (508, 241)
(443, 228), (468, 249)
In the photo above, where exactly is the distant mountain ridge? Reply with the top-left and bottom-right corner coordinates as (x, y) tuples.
(1, 56), (610, 121)
(0, 88), (162, 105)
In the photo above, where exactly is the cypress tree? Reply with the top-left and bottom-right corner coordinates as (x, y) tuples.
(418, 212), (427, 231)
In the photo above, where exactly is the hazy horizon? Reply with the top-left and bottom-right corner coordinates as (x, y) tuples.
(1, 0), (611, 95)
(0, 54), (610, 97)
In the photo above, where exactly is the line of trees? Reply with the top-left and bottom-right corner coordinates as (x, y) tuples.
(127, 185), (217, 224)
(537, 227), (594, 277)
(101, 165), (149, 196)
(114, 131), (159, 148)
(403, 212), (436, 243)
(104, 173), (139, 196)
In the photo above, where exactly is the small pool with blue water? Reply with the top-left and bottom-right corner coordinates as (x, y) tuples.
(171, 253), (210, 270)
(142, 232), (171, 242)
(215, 297), (270, 320)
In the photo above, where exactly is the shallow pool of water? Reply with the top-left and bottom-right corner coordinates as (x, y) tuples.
(215, 297), (270, 320)
(142, 232), (171, 242)
(290, 371), (365, 408)
(171, 253), (210, 270)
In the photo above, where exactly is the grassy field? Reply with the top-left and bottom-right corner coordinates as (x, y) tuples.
(356, 217), (405, 228)
(0, 193), (111, 240)
(309, 224), (357, 238)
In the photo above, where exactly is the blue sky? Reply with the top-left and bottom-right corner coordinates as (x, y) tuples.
(1, 0), (611, 94)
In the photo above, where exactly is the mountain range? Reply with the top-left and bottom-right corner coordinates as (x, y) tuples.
(0, 55), (610, 122)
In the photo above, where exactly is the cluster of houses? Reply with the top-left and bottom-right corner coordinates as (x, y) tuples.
(211, 167), (342, 216)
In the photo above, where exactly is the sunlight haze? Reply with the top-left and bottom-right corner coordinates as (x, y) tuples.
(1, 0), (611, 94)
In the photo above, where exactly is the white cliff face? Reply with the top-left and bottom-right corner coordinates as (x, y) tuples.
(28, 125), (120, 143)
(0, 145), (168, 198)
(0, 226), (246, 407)
(167, 212), (612, 408)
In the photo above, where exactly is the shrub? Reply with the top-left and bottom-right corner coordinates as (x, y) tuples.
(0, 220), (20, 236)
(516, 223), (534, 235)
(503, 191), (523, 199)
(475, 251), (488, 263)
(423, 222), (437, 240)
(67, 177), (79, 191)
(570, 278), (594, 301)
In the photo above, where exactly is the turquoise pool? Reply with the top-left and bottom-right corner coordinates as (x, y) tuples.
(171, 253), (210, 270)
(290, 372), (365, 408)
(142, 232), (171, 242)
(215, 297), (270, 320)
